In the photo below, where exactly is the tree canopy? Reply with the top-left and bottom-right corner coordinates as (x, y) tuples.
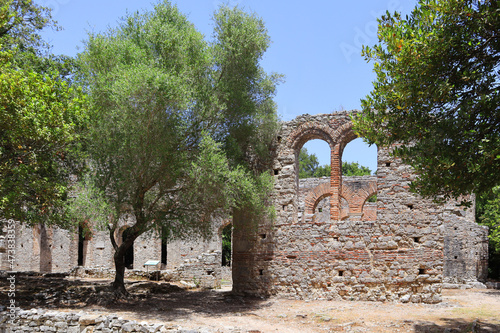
(353, 0), (499, 200)
(298, 148), (372, 178)
(0, 0), (87, 225)
(74, 1), (279, 293)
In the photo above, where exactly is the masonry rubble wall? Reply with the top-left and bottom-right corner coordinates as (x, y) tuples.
(0, 308), (230, 333)
(2, 213), (226, 288)
(443, 196), (489, 286)
(232, 111), (488, 303)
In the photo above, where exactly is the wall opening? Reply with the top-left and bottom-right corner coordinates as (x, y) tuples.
(77, 224), (90, 267)
(341, 138), (377, 176)
(298, 140), (331, 179)
(222, 224), (232, 267)
(122, 228), (134, 269)
(161, 227), (167, 267)
(341, 138), (377, 221)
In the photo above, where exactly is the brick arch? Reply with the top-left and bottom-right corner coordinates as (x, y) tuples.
(284, 113), (368, 221)
(288, 123), (336, 151)
(341, 179), (377, 215)
(218, 218), (232, 236)
(361, 181), (378, 207)
(304, 182), (331, 215)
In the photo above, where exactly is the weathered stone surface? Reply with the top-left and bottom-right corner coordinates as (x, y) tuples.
(1, 309), (230, 333)
(232, 111), (487, 303)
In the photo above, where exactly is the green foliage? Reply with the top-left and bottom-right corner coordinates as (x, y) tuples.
(211, 6), (282, 171)
(0, 65), (87, 224)
(75, 1), (279, 249)
(0, 0), (57, 51)
(298, 148), (372, 178)
(0, 1), (88, 225)
(65, 176), (111, 231)
(342, 161), (372, 177)
(298, 148), (320, 178)
(477, 186), (500, 279)
(353, 0), (500, 200)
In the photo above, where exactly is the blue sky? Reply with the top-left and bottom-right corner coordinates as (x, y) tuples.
(40, 0), (416, 173)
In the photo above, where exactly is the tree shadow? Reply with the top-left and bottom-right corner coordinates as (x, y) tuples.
(0, 275), (271, 321)
(414, 318), (500, 333)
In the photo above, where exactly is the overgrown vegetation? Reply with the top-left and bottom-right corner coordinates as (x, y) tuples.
(353, 0), (499, 201)
(0, 0), (87, 227)
(71, 1), (280, 294)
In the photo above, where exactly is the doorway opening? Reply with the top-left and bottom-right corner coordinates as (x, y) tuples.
(161, 227), (167, 268)
(222, 224), (232, 267)
(122, 228), (134, 269)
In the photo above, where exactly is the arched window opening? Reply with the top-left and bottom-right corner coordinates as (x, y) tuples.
(315, 196), (331, 223)
(367, 193), (377, 203)
(363, 194), (377, 221)
(298, 139), (331, 179)
(340, 197), (350, 220)
(341, 138), (377, 177)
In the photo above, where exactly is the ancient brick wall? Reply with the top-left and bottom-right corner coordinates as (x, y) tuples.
(232, 111), (487, 303)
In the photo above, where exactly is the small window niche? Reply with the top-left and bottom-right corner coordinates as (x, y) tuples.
(338, 270), (344, 277)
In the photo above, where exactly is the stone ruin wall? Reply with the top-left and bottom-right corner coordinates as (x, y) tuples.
(232, 112), (488, 303)
(0, 215), (226, 288)
(0, 111), (489, 301)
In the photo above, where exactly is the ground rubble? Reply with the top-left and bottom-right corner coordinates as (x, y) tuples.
(1, 276), (499, 332)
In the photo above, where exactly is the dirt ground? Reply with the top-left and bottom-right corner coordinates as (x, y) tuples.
(2, 275), (500, 332)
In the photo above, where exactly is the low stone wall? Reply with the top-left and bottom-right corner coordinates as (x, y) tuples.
(0, 308), (217, 332)
(72, 251), (222, 289)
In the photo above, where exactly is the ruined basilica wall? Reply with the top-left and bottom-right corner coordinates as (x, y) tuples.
(82, 229), (114, 269)
(167, 235), (221, 270)
(4, 212), (224, 283)
(6, 223), (78, 273)
(443, 197), (488, 285)
(12, 224), (36, 272)
(232, 111), (484, 303)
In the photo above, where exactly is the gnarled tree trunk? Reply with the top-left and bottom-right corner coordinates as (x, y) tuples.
(112, 247), (128, 296)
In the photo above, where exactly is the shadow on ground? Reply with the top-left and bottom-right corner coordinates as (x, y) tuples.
(414, 318), (500, 333)
(0, 275), (269, 322)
